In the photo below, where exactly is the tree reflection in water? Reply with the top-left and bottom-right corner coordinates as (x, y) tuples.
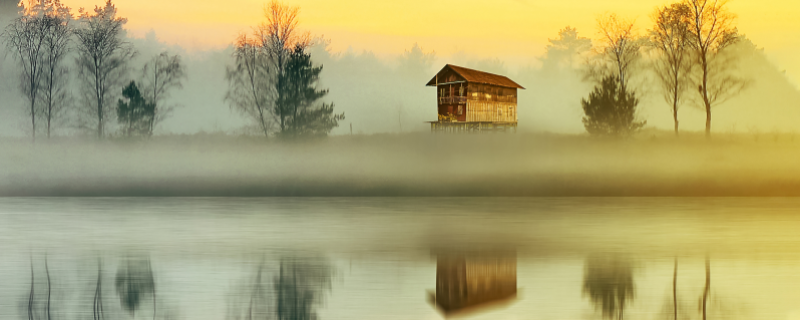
(227, 255), (333, 320)
(583, 254), (636, 320)
(115, 256), (156, 319)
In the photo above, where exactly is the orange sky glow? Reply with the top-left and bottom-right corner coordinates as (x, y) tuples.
(55, 0), (800, 81)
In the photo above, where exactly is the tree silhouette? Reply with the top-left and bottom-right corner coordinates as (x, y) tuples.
(596, 14), (642, 93)
(39, 0), (72, 139)
(74, 0), (135, 138)
(225, 33), (272, 136)
(115, 257), (156, 319)
(649, 3), (692, 136)
(117, 81), (155, 137)
(278, 44), (343, 138)
(683, 0), (745, 137)
(542, 26), (592, 72)
(274, 256), (333, 320)
(262, 0), (310, 134)
(3, 1), (49, 140)
(397, 43), (435, 78)
(581, 75), (645, 136)
(139, 51), (186, 136)
(225, 0), (312, 137)
(583, 254), (636, 320)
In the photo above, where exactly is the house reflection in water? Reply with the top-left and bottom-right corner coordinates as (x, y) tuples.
(432, 252), (517, 314)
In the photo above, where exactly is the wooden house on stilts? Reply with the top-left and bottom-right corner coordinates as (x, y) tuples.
(426, 65), (525, 132)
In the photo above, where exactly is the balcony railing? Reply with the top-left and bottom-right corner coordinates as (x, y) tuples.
(439, 95), (518, 104)
(439, 96), (468, 104)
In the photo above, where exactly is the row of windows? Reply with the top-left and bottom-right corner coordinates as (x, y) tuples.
(439, 85), (515, 97)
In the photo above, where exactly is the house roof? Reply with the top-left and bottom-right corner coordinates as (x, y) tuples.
(425, 64), (525, 89)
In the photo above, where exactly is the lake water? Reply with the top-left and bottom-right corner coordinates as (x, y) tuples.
(2, 197), (800, 320)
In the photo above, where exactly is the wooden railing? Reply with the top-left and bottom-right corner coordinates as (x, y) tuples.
(439, 96), (518, 104)
(439, 96), (468, 104)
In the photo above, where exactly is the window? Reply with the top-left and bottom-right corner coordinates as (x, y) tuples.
(458, 105), (463, 115)
(459, 86), (464, 96)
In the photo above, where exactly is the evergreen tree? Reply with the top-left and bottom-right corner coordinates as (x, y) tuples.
(277, 44), (343, 138)
(581, 75), (645, 136)
(117, 81), (155, 137)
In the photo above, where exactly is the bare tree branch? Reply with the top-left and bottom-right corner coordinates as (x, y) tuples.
(684, 0), (745, 136)
(648, 3), (692, 135)
(596, 14), (642, 93)
(140, 51), (186, 136)
(2, 1), (50, 140)
(73, 0), (135, 138)
(225, 0), (313, 137)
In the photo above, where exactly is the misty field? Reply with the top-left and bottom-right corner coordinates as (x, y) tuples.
(2, 131), (800, 196)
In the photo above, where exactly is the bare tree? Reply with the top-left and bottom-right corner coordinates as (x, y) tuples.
(74, 0), (135, 138)
(3, 1), (49, 140)
(649, 3), (692, 136)
(259, 0), (310, 133)
(225, 0), (311, 136)
(596, 14), (642, 93)
(40, 0), (72, 138)
(684, 0), (743, 137)
(140, 51), (186, 136)
(225, 33), (273, 136)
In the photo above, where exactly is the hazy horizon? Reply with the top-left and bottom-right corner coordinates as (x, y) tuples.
(2, 0), (800, 138)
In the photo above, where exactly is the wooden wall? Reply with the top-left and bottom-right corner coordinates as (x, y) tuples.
(435, 254), (517, 311)
(464, 255), (517, 305)
(466, 101), (517, 122)
(436, 82), (518, 123)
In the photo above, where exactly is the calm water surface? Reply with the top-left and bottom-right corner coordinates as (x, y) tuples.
(1, 198), (800, 320)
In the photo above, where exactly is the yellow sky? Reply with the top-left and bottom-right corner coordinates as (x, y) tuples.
(58, 0), (800, 80)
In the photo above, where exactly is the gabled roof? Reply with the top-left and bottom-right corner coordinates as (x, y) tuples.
(425, 64), (525, 89)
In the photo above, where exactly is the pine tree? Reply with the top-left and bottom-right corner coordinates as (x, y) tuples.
(581, 75), (645, 136)
(117, 81), (155, 137)
(276, 44), (344, 138)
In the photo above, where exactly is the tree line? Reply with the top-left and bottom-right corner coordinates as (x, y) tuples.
(583, 255), (715, 320)
(22, 253), (332, 320)
(3, 0), (747, 139)
(2, 0), (342, 140)
(580, 0), (746, 138)
(224, 0), (344, 139)
(1, 0), (187, 140)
